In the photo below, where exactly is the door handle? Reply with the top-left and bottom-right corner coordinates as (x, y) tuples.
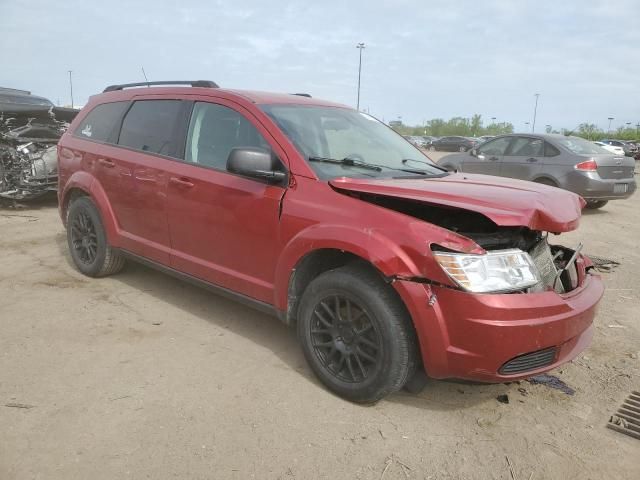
(136, 176), (156, 183)
(526, 157), (538, 163)
(98, 158), (115, 168)
(170, 177), (194, 188)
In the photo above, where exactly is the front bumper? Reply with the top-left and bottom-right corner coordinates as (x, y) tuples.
(393, 264), (604, 382)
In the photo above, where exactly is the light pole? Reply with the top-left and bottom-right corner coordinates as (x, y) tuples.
(636, 123), (640, 138)
(532, 93), (540, 132)
(68, 70), (74, 108)
(607, 117), (614, 134)
(356, 42), (365, 111)
(545, 124), (551, 133)
(525, 121), (530, 131)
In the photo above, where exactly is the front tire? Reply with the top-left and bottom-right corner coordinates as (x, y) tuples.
(459, 146), (466, 152)
(297, 264), (418, 403)
(67, 196), (125, 277)
(429, 145), (437, 152)
(585, 200), (608, 209)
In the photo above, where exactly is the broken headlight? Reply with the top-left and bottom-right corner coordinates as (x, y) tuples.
(433, 249), (540, 293)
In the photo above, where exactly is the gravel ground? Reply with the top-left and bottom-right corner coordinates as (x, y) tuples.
(1, 167), (639, 479)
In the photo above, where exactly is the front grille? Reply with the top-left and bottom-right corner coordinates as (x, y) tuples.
(499, 347), (557, 375)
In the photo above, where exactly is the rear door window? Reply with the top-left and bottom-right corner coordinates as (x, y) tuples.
(117, 100), (184, 157)
(74, 101), (129, 143)
(544, 142), (560, 157)
(508, 137), (544, 156)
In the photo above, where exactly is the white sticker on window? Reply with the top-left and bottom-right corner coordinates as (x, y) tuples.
(81, 125), (92, 137)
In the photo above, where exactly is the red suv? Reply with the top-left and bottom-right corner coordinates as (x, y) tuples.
(58, 81), (604, 403)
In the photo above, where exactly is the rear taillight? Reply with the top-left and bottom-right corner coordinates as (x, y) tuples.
(574, 159), (597, 171)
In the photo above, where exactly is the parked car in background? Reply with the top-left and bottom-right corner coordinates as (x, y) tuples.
(405, 135), (428, 148)
(600, 139), (636, 157)
(477, 135), (495, 143)
(422, 135), (437, 147)
(438, 134), (636, 209)
(595, 141), (625, 156)
(428, 136), (477, 152)
(57, 81), (603, 402)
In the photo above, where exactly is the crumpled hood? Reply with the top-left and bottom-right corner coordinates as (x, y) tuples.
(329, 173), (585, 232)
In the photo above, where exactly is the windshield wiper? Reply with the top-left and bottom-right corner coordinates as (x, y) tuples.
(308, 156), (382, 171)
(402, 158), (447, 172)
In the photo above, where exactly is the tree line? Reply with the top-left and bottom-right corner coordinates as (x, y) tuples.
(390, 115), (639, 140)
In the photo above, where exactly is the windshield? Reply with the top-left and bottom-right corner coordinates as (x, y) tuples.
(554, 136), (612, 155)
(261, 104), (445, 179)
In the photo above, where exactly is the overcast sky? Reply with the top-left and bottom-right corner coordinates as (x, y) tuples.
(3, 0), (639, 131)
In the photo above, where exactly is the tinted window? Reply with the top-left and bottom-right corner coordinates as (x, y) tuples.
(478, 136), (511, 156)
(509, 137), (544, 156)
(118, 100), (183, 157)
(544, 142), (560, 157)
(75, 101), (129, 143)
(185, 102), (271, 169)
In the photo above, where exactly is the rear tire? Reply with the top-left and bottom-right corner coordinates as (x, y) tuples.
(429, 146), (436, 152)
(297, 264), (418, 403)
(67, 196), (125, 277)
(585, 200), (608, 209)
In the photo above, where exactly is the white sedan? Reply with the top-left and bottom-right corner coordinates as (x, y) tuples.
(595, 141), (625, 156)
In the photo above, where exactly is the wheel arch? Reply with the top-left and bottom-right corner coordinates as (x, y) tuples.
(532, 175), (559, 187)
(60, 171), (120, 245)
(275, 226), (423, 326)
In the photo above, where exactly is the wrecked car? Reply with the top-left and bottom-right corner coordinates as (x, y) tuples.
(0, 87), (78, 200)
(57, 81), (604, 403)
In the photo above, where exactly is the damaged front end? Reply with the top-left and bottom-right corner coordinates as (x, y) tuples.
(334, 192), (588, 296)
(0, 106), (77, 201)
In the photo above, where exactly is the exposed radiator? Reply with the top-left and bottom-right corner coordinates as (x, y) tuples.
(529, 237), (564, 293)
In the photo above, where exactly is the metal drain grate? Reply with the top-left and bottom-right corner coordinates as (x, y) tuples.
(607, 391), (640, 440)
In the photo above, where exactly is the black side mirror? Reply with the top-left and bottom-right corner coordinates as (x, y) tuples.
(227, 147), (288, 186)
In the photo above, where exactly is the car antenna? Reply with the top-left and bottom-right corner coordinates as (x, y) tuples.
(141, 66), (149, 86)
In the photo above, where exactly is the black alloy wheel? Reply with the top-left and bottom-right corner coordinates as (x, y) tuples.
(310, 295), (382, 384)
(70, 210), (98, 265)
(297, 264), (418, 403)
(66, 196), (125, 277)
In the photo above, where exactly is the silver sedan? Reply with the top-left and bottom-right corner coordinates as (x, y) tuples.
(437, 134), (636, 209)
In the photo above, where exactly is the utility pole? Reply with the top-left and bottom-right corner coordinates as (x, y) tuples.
(532, 93), (540, 133)
(356, 43), (365, 111)
(68, 70), (74, 108)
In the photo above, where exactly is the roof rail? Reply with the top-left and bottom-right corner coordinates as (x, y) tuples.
(291, 93), (312, 98)
(103, 80), (219, 93)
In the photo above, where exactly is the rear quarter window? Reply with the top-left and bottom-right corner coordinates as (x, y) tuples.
(74, 101), (129, 143)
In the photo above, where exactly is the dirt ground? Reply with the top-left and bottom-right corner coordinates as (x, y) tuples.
(1, 159), (639, 479)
